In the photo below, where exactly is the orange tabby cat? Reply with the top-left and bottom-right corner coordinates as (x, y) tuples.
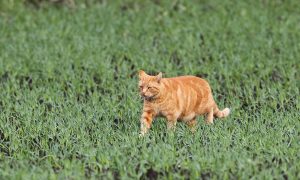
(138, 70), (230, 136)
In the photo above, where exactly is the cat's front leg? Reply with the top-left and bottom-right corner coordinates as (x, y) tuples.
(140, 110), (154, 136)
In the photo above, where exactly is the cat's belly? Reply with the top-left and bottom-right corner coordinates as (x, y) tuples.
(179, 112), (195, 122)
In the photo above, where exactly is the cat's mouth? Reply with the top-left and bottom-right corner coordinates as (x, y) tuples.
(142, 94), (158, 101)
(144, 96), (154, 101)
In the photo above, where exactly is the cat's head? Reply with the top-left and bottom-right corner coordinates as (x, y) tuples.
(138, 70), (163, 101)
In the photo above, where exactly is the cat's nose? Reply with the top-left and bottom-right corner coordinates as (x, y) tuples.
(142, 89), (147, 94)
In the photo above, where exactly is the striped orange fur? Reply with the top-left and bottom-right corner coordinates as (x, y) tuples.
(138, 70), (230, 136)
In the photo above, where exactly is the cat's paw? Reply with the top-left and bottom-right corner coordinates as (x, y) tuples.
(138, 133), (146, 138)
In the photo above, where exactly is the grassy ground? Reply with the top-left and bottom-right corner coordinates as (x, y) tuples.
(0, 0), (299, 179)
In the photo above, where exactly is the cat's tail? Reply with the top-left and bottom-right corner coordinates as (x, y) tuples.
(214, 106), (230, 118)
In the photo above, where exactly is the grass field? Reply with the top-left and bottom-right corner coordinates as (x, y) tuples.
(0, 0), (299, 179)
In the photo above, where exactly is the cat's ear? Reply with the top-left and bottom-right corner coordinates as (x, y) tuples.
(138, 70), (146, 78)
(156, 72), (162, 83)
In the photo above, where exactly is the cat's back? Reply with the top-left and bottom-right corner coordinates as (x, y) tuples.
(165, 75), (209, 86)
(162, 75), (212, 96)
(167, 75), (203, 80)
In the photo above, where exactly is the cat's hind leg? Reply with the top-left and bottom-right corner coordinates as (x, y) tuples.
(166, 120), (177, 131)
(186, 118), (197, 133)
(205, 108), (214, 124)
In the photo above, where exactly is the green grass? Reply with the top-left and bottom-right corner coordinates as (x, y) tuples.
(0, 0), (299, 179)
